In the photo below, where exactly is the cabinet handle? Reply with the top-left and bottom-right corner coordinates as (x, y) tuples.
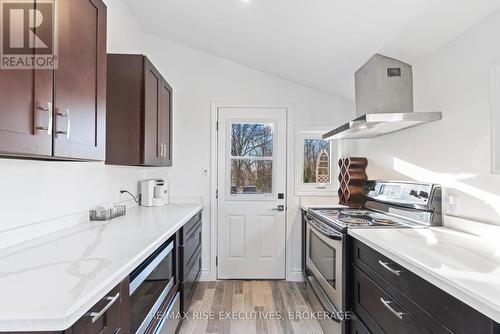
(159, 143), (163, 157)
(35, 103), (53, 136)
(380, 297), (404, 320)
(56, 109), (71, 139)
(89, 292), (120, 323)
(379, 260), (401, 276)
(159, 143), (167, 158)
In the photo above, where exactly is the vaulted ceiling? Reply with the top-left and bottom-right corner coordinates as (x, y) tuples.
(124, 0), (500, 99)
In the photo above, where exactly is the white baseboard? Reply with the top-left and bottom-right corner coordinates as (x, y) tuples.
(286, 271), (305, 282)
(199, 269), (305, 282)
(199, 269), (216, 282)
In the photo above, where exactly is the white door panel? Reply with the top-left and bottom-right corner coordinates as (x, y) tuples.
(217, 107), (286, 279)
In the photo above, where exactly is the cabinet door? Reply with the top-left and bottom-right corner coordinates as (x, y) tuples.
(159, 79), (172, 166)
(53, 0), (106, 160)
(71, 279), (128, 334)
(0, 0), (52, 159)
(352, 266), (432, 334)
(0, 70), (53, 158)
(143, 58), (162, 166)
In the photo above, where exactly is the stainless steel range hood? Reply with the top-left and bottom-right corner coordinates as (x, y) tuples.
(323, 54), (442, 140)
(323, 111), (442, 140)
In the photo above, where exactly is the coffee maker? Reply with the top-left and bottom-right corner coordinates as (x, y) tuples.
(153, 179), (169, 206)
(140, 179), (169, 207)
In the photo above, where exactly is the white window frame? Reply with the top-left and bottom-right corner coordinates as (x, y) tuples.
(226, 119), (277, 200)
(295, 127), (339, 196)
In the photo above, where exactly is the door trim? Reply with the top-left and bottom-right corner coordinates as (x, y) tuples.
(208, 101), (294, 281)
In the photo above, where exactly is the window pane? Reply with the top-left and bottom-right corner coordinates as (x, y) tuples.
(230, 159), (273, 194)
(303, 139), (330, 184)
(231, 123), (273, 157)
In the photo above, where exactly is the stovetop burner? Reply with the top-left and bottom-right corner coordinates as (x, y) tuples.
(340, 209), (370, 216)
(309, 207), (404, 230)
(338, 216), (371, 225)
(371, 218), (399, 226)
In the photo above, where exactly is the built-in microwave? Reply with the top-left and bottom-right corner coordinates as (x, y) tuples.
(129, 238), (179, 334)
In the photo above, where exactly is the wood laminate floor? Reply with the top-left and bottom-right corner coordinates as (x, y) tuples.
(179, 280), (324, 334)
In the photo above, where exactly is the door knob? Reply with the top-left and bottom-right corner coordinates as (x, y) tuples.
(272, 205), (285, 212)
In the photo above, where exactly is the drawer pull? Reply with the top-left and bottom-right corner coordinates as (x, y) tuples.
(89, 293), (120, 323)
(379, 260), (401, 276)
(380, 298), (404, 320)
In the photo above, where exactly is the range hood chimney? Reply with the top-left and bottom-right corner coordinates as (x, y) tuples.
(323, 54), (441, 140)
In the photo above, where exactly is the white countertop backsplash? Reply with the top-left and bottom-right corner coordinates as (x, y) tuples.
(348, 227), (500, 323)
(0, 202), (203, 332)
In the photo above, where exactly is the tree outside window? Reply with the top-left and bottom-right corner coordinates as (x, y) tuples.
(230, 123), (274, 194)
(303, 139), (330, 184)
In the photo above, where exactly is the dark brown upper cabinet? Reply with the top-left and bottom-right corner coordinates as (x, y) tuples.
(106, 54), (173, 167)
(53, 0), (107, 160)
(0, 0), (107, 161)
(0, 58), (53, 158)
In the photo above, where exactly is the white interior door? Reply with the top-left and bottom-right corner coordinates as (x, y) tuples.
(217, 107), (287, 279)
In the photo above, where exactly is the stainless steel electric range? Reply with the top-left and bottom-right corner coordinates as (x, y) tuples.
(305, 180), (442, 334)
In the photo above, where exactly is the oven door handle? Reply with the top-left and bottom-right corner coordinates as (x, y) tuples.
(306, 216), (343, 241)
(307, 275), (341, 323)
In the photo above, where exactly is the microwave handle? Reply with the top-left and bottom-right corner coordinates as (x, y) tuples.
(130, 240), (174, 295)
(307, 276), (341, 323)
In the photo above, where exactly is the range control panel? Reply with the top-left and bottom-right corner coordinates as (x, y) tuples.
(366, 181), (437, 208)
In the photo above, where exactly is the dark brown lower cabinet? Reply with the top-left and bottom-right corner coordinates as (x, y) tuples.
(179, 211), (202, 313)
(352, 266), (433, 334)
(7, 278), (130, 334)
(349, 238), (500, 334)
(72, 277), (129, 334)
(349, 313), (371, 334)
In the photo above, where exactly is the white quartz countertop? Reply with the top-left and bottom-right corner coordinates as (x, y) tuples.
(299, 197), (345, 210)
(348, 227), (500, 323)
(0, 203), (203, 332)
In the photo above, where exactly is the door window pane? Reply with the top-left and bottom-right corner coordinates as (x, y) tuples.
(230, 159), (273, 194)
(303, 139), (330, 183)
(231, 123), (273, 157)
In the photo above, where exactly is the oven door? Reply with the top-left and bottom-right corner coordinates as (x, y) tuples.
(306, 216), (343, 311)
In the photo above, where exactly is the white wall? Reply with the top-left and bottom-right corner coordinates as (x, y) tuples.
(0, 0), (353, 280)
(0, 0), (170, 246)
(343, 10), (500, 227)
(140, 33), (353, 280)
